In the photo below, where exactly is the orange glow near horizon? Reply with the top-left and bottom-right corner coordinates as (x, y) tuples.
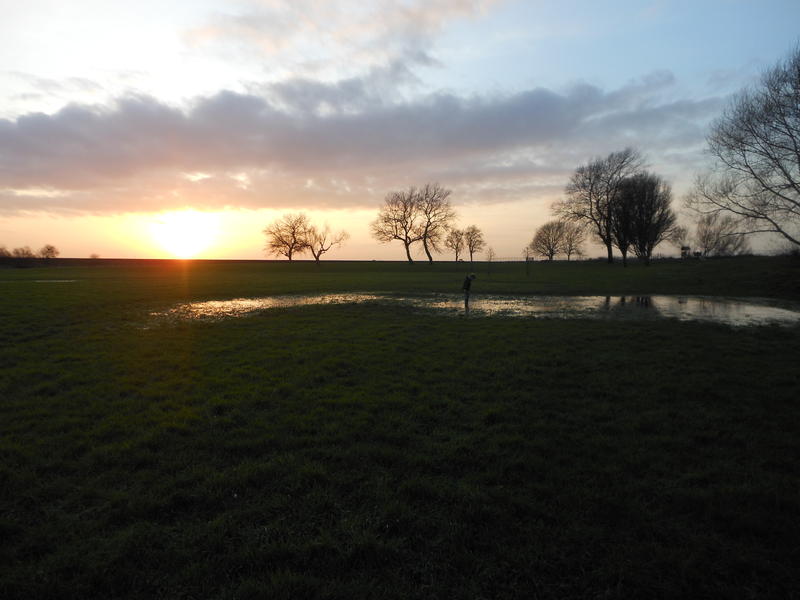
(149, 210), (220, 258)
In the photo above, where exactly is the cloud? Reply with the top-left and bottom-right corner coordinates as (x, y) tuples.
(185, 0), (498, 81)
(0, 68), (724, 214)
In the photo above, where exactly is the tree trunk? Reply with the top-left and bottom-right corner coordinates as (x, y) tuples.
(404, 242), (414, 263)
(621, 249), (628, 267)
(423, 238), (433, 263)
(606, 242), (614, 263)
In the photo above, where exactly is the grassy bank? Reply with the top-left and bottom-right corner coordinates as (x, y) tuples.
(1, 258), (799, 598)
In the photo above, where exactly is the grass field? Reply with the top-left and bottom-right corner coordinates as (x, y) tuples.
(2, 257), (799, 599)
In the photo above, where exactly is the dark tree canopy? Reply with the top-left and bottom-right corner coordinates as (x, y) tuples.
(528, 220), (566, 261)
(263, 213), (310, 261)
(620, 172), (677, 265)
(554, 147), (644, 263)
(463, 225), (486, 262)
(38, 244), (59, 259)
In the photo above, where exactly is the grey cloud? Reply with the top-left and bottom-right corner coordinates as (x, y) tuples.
(0, 70), (723, 213)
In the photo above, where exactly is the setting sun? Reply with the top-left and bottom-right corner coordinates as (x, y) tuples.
(149, 210), (219, 258)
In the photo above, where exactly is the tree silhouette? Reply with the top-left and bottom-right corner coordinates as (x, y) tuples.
(445, 228), (465, 261)
(307, 225), (349, 263)
(463, 225), (485, 263)
(528, 221), (566, 261)
(417, 183), (456, 263)
(263, 213), (310, 261)
(554, 148), (644, 263)
(371, 188), (424, 263)
(38, 244), (59, 259)
(687, 46), (800, 249)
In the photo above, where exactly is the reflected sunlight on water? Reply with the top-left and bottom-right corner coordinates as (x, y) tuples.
(151, 293), (800, 327)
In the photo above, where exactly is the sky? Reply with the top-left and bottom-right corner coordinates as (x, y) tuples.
(1, 0), (798, 260)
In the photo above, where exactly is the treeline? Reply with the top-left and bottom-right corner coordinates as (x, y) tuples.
(370, 183), (486, 263)
(0, 244), (60, 265)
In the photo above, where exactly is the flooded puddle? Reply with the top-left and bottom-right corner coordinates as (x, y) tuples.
(152, 293), (800, 327)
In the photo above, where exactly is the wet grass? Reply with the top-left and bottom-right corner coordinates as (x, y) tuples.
(1, 257), (799, 598)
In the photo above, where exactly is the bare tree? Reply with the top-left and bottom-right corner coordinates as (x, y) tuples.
(485, 246), (496, 275)
(695, 213), (751, 257)
(623, 173), (677, 266)
(668, 225), (690, 249)
(371, 188), (424, 263)
(611, 179), (637, 266)
(263, 213), (310, 261)
(528, 220), (566, 261)
(445, 228), (465, 261)
(554, 148), (644, 263)
(12, 246), (35, 258)
(686, 46), (800, 249)
(38, 244), (59, 259)
(417, 183), (456, 262)
(463, 225), (485, 263)
(0, 246), (10, 258)
(561, 222), (586, 260)
(306, 224), (349, 263)
(89, 253), (100, 259)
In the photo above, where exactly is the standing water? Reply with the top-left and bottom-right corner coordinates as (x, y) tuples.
(151, 293), (800, 327)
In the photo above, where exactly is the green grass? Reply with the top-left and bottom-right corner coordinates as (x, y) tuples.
(1, 257), (799, 599)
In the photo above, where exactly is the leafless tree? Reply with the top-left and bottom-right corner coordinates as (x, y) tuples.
(417, 183), (456, 262)
(485, 247), (497, 275)
(695, 213), (751, 257)
(622, 172), (677, 266)
(263, 213), (310, 261)
(560, 222), (586, 260)
(371, 188), (425, 263)
(667, 225), (689, 249)
(89, 253), (100, 259)
(306, 224), (349, 263)
(0, 246), (10, 258)
(38, 244), (59, 259)
(554, 147), (644, 263)
(686, 46), (800, 249)
(12, 246), (35, 258)
(463, 225), (485, 263)
(611, 179), (637, 266)
(445, 228), (465, 261)
(528, 220), (566, 261)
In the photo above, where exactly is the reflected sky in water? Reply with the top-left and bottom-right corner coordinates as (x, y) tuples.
(153, 293), (800, 327)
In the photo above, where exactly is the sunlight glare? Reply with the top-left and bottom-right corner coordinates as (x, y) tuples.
(149, 210), (219, 258)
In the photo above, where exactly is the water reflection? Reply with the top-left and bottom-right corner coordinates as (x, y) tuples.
(152, 293), (800, 327)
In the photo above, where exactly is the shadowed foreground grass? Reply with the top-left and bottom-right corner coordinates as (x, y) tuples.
(1, 259), (799, 598)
